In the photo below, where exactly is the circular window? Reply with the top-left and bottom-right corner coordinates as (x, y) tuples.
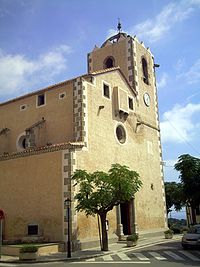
(116, 125), (126, 144)
(16, 132), (27, 151)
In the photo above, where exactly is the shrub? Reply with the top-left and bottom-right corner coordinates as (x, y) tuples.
(181, 226), (189, 233)
(127, 233), (139, 242)
(20, 245), (38, 253)
(170, 227), (181, 234)
(164, 229), (174, 235)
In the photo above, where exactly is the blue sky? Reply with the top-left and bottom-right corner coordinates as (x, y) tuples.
(0, 0), (200, 185)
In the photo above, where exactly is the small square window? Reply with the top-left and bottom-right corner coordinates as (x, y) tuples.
(37, 94), (45, 106)
(128, 97), (134, 110)
(103, 83), (110, 99)
(28, 224), (38, 235)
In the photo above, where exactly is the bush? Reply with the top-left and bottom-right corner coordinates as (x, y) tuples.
(127, 233), (139, 242)
(164, 229), (174, 235)
(180, 226), (189, 233)
(170, 227), (181, 234)
(20, 245), (38, 253)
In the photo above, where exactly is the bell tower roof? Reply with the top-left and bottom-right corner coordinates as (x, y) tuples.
(101, 32), (128, 48)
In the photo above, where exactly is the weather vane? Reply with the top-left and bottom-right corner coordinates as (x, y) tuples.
(117, 18), (122, 33)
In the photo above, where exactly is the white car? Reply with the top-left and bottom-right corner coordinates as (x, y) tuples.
(182, 224), (200, 249)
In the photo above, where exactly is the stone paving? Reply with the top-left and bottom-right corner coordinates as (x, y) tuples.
(0, 234), (181, 263)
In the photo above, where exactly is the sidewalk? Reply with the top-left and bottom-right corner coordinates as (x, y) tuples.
(0, 234), (182, 263)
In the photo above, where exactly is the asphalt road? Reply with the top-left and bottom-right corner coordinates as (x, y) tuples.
(1, 240), (200, 267)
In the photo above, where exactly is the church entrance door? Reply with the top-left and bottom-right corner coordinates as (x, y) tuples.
(120, 201), (131, 235)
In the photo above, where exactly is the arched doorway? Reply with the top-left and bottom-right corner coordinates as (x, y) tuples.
(120, 201), (131, 235)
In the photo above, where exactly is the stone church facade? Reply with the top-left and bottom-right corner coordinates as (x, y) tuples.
(0, 31), (167, 250)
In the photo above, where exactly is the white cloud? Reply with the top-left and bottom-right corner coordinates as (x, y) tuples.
(0, 45), (72, 101)
(160, 103), (200, 143)
(106, 29), (118, 39)
(128, 0), (200, 43)
(157, 73), (168, 89)
(184, 58), (200, 84)
(163, 159), (178, 167)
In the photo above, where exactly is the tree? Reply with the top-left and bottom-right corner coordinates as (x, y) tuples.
(174, 154), (200, 224)
(72, 163), (142, 251)
(164, 182), (184, 215)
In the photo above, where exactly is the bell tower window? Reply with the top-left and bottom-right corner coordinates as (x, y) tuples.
(104, 57), (115, 69)
(142, 58), (149, 84)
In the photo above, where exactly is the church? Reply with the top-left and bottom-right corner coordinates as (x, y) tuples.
(0, 26), (167, 250)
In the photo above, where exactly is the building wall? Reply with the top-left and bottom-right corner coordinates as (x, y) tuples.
(0, 81), (74, 154)
(83, 35), (167, 240)
(74, 70), (166, 245)
(0, 150), (63, 241)
(0, 33), (167, 249)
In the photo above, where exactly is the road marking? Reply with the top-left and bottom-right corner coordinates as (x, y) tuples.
(148, 251), (167, 260)
(103, 255), (113, 261)
(117, 252), (131, 261)
(178, 250), (200, 261)
(132, 252), (149, 261)
(86, 258), (96, 262)
(0, 264), (17, 267)
(163, 251), (184, 261)
(73, 262), (150, 264)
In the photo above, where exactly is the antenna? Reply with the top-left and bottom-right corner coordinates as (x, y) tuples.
(117, 18), (122, 33)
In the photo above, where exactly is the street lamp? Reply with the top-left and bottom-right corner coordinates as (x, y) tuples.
(64, 198), (71, 258)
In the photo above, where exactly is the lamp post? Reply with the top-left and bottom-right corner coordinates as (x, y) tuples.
(64, 198), (71, 258)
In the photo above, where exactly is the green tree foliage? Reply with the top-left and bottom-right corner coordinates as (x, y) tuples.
(164, 182), (184, 215)
(174, 154), (200, 224)
(72, 163), (142, 251)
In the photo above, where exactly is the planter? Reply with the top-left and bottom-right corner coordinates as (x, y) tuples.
(164, 229), (174, 239)
(127, 240), (137, 247)
(164, 233), (173, 239)
(19, 245), (38, 261)
(126, 233), (138, 247)
(19, 251), (38, 261)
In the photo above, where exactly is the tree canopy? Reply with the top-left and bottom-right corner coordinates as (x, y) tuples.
(164, 182), (184, 215)
(72, 163), (142, 251)
(174, 154), (200, 224)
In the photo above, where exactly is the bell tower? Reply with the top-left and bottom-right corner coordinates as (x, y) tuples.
(87, 26), (160, 124)
(87, 26), (167, 230)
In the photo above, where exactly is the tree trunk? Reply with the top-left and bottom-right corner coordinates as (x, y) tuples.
(99, 212), (108, 251)
(191, 203), (197, 225)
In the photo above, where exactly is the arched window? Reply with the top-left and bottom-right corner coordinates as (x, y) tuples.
(142, 58), (149, 84)
(104, 57), (115, 69)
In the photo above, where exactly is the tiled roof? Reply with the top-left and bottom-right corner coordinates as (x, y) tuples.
(0, 142), (84, 161)
(91, 67), (137, 96)
(1, 66), (137, 106)
(0, 78), (75, 106)
(91, 66), (120, 75)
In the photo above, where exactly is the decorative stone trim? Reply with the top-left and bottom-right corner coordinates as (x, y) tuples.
(151, 57), (168, 228)
(87, 53), (92, 73)
(73, 78), (88, 147)
(127, 38), (135, 91)
(132, 38), (139, 100)
(62, 149), (79, 249)
(0, 142), (84, 161)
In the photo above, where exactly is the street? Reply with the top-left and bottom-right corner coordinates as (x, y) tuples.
(1, 240), (200, 267)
